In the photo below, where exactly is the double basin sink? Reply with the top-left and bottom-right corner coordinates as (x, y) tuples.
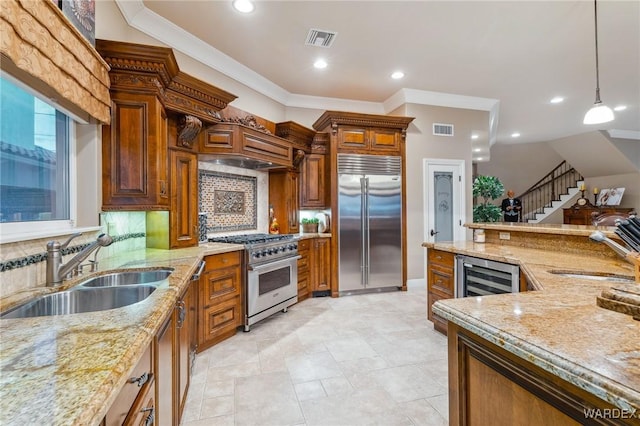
(1, 269), (173, 319)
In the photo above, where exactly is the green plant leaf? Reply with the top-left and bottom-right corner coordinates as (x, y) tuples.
(472, 175), (505, 222)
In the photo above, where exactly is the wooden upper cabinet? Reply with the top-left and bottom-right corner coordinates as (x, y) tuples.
(313, 111), (414, 156)
(269, 170), (300, 234)
(300, 154), (327, 209)
(337, 127), (368, 151)
(200, 124), (293, 168)
(170, 149), (199, 248)
(102, 92), (169, 210)
(336, 126), (401, 153)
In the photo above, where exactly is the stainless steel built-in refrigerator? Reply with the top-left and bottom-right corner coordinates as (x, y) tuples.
(338, 154), (402, 293)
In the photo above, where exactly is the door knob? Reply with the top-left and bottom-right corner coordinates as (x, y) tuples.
(430, 229), (439, 236)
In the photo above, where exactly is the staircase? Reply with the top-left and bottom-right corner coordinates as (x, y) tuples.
(517, 161), (584, 223)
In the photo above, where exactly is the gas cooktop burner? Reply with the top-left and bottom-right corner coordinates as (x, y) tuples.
(208, 233), (295, 245)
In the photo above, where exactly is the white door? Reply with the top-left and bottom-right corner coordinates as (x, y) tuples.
(424, 159), (465, 243)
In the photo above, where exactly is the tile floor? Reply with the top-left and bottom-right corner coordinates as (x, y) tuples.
(181, 283), (449, 426)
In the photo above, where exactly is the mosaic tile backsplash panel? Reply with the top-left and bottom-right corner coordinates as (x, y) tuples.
(199, 170), (257, 232)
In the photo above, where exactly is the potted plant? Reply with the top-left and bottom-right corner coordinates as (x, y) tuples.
(301, 217), (319, 233)
(473, 175), (505, 222)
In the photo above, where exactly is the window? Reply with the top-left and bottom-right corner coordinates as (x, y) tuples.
(0, 76), (70, 223)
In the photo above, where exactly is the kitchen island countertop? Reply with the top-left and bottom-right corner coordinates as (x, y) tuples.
(423, 239), (640, 413)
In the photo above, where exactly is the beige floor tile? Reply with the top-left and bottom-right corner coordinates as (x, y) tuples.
(189, 286), (449, 426)
(200, 395), (234, 419)
(203, 379), (234, 398)
(425, 393), (449, 421)
(182, 414), (234, 426)
(285, 351), (343, 384)
(235, 371), (305, 426)
(321, 376), (354, 396)
(295, 380), (327, 401)
(300, 387), (412, 426)
(324, 336), (379, 362)
(398, 398), (448, 426)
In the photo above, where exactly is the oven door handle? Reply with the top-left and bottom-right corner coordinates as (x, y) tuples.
(248, 256), (302, 271)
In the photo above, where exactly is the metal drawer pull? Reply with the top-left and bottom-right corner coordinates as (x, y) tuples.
(129, 372), (149, 387)
(141, 406), (154, 426)
(191, 260), (206, 281)
(176, 301), (186, 329)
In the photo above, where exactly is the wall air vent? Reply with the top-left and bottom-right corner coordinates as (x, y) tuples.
(433, 123), (454, 137)
(305, 29), (337, 48)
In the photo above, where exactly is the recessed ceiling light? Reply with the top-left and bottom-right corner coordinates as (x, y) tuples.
(473, 148), (481, 152)
(232, 0), (254, 13)
(511, 132), (521, 138)
(614, 105), (627, 111)
(391, 71), (404, 80)
(471, 134), (479, 140)
(477, 157), (484, 161)
(550, 96), (564, 104)
(313, 59), (328, 69)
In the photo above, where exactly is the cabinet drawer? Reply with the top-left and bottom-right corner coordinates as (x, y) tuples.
(123, 383), (155, 426)
(104, 345), (153, 426)
(201, 296), (242, 339)
(428, 263), (455, 297)
(298, 271), (310, 292)
(205, 251), (241, 271)
(428, 249), (455, 268)
(297, 254), (310, 271)
(298, 239), (310, 251)
(201, 266), (241, 306)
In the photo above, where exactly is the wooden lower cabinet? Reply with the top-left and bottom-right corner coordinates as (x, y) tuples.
(297, 239), (311, 302)
(176, 278), (197, 420)
(103, 344), (154, 426)
(155, 313), (174, 426)
(426, 249), (455, 335)
(197, 251), (243, 352)
(296, 237), (331, 300)
(312, 238), (330, 292)
(448, 322), (633, 425)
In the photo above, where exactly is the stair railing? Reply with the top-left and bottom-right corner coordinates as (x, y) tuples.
(516, 161), (583, 222)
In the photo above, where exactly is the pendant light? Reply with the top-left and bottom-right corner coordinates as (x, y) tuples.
(583, 0), (614, 125)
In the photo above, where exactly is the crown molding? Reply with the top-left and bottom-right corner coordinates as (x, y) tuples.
(115, 0), (498, 137)
(607, 130), (640, 140)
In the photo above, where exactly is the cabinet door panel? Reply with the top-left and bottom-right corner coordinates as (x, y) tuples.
(313, 238), (331, 292)
(103, 93), (168, 209)
(170, 150), (198, 248)
(369, 128), (400, 152)
(337, 127), (367, 150)
(301, 154), (327, 208)
(155, 316), (174, 426)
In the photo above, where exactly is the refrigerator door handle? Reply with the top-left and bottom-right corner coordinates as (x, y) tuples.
(360, 177), (367, 286)
(363, 177), (370, 287)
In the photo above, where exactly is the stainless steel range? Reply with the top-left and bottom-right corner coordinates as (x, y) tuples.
(208, 233), (299, 331)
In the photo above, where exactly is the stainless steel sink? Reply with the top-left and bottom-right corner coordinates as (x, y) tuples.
(79, 268), (173, 288)
(0, 286), (156, 319)
(548, 270), (635, 283)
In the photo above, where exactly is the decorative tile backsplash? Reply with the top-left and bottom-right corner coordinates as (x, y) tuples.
(199, 169), (257, 232)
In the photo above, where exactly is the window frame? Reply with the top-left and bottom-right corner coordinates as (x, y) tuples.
(0, 72), (100, 244)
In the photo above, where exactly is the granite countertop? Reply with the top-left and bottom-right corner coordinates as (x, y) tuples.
(465, 221), (619, 238)
(424, 240), (640, 412)
(0, 243), (243, 426)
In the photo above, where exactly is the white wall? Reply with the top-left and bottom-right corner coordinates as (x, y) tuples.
(404, 104), (485, 279)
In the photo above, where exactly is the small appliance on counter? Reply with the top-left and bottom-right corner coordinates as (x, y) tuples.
(315, 212), (330, 233)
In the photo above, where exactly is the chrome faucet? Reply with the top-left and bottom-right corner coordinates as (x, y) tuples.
(46, 233), (113, 286)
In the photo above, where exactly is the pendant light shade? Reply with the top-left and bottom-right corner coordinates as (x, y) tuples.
(584, 0), (614, 125)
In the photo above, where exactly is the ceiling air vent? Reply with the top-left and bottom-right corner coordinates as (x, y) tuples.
(433, 123), (454, 137)
(305, 29), (337, 48)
